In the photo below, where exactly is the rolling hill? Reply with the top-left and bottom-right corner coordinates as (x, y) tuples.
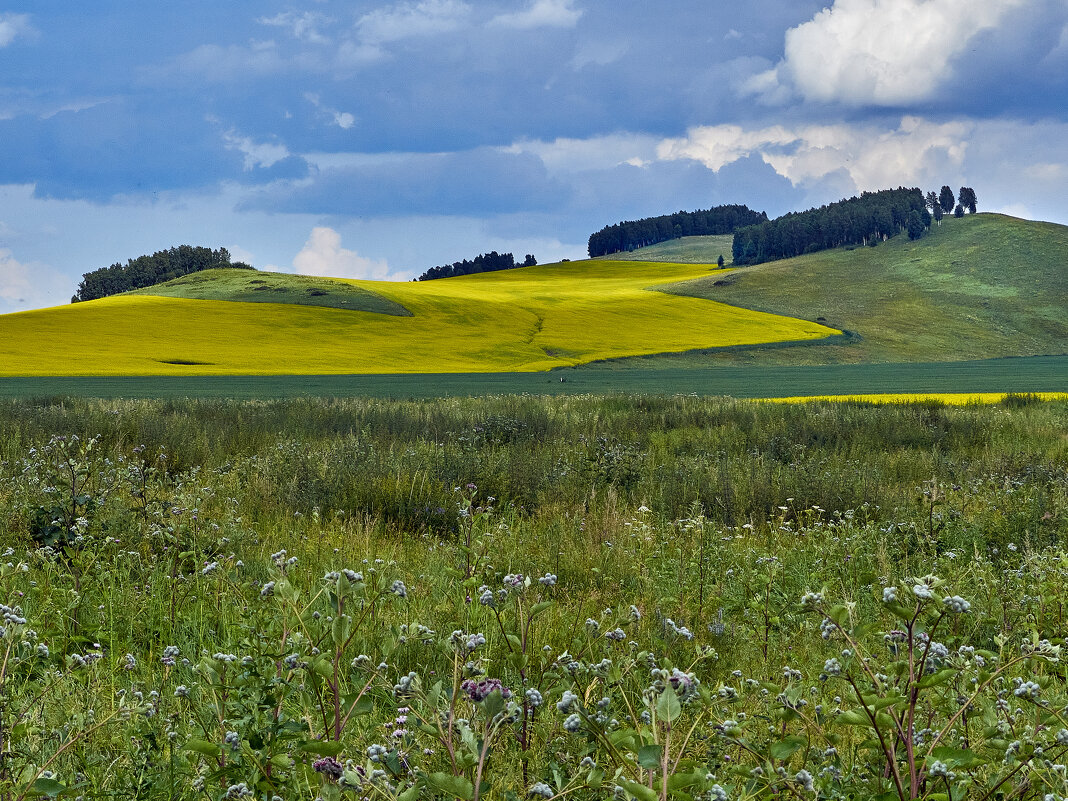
(631, 213), (1067, 367)
(0, 260), (837, 376)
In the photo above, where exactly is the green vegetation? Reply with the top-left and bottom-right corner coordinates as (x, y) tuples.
(587, 205), (766, 257)
(656, 214), (1068, 365)
(593, 235), (734, 265)
(130, 269), (412, 316)
(0, 395), (1066, 800)
(731, 188), (932, 266)
(74, 245), (252, 302)
(0, 355), (1065, 399)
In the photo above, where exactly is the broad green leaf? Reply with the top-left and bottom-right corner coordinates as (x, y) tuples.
(530, 600), (553, 618)
(183, 738), (221, 757)
(299, 740), (344, 756)
(617, 778), (658, 801)
(637, 744), (662, 769)
(917, 669), (957, 689)
(656, 684), (681, 723)
(27, 778), (66, 798)
(769, 735), (806, 761)
(426, 772), (475, 800)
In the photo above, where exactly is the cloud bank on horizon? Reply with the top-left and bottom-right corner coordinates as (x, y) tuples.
(0, 0), (1065, 312)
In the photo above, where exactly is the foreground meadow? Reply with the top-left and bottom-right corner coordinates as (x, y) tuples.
(0, 394), (1066, 800)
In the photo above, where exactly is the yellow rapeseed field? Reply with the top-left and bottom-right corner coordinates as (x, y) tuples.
(767, 393), (1068, 404)
(0, 260), (839, 375)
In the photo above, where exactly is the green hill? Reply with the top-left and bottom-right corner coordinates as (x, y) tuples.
(633, 213), (1068, 366)
(593, 234), (734, 265)
(127, 268), (412, 316)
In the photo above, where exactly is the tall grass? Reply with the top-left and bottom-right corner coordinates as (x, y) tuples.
(0, 396), (1064, 799)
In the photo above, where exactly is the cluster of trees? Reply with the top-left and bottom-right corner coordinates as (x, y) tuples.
(925, 186), (978, 223)
(731, 188), (937, 266)
(73, 246), (252, 302)
(587, 204), (768, 258)
(416, 251), (536, 281)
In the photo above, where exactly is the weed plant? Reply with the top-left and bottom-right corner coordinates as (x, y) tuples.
(0, 395), (1065, 799)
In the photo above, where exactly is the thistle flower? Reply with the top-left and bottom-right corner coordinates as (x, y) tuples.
(313, 757), (344, 781)
(529, 783), (554, 798)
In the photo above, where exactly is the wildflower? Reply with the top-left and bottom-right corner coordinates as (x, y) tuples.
(557, 690), (580, 713)
(525, 688), (544, 707)
(367, 744), (389, 763)
(390, 580), (408, 599)
(224, 783), (253, 799)
(461, 677), (511, 703)
(313, 757), (344, 781)
(709, 786), (728, 801)
(882, 586), (898, 603)
(260, 581), (276, 598)
(529, 783), (554, 798)
(393, 672), (417, 698)
(123, 653), (136, 671)
(562, 713), (583, 732)
(822, 658), (842, 677)
(174, 685), (189, 698)
(794, 769), (815, 792)
(912, 583), (934, 601)
(800, 591), (824, 610)
(161, 645), (179, 666)
(605, 628), (626, 641)
(928, 761), (954, 780)
(1014, 681), (1042, 701)
(538, 573), (557, 586)
(942, 595), (971, 614)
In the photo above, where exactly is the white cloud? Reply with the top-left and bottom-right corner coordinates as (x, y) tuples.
(292, 227), (400, 281)
(0, 248), (67, 311)
(505, 133), (661, 174)
(657, 117), (972, 191)
(356, 0), (472, 44)
(488, 0), (582, 30)
(258, 11), (331, 44)
(334, 111), (356, 130)
(222, 131), (290, 171)
(751, 0), (1026, 106)
(0, 13), (32, 48)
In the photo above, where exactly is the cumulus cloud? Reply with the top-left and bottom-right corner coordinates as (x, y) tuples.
(292, 227), (401, 281)
(657, 116), (972, 192)
(749, 0), (1027, 106)
(356, 0), (472, 44)
(0, 13), (32, 48)
(488, 0), (583, 30)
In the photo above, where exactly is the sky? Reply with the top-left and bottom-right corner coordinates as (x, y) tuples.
(1, 0), (1066, 312)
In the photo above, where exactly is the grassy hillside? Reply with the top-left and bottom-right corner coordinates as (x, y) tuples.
(129, 268), (412, 315)
(0, 260), (838, 376)
(643, 213), (1068, 365)
(593, 233), (734, 264)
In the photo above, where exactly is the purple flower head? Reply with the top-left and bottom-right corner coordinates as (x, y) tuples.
(313, 757), (344, 781)
(461, 677), (511, 703)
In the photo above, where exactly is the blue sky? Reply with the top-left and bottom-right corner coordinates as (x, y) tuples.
(1, 0), (1067, 311)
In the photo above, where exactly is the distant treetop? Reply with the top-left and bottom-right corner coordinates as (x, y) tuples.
(732, 188), (932, 266)
(416, 251), (535, 281)
(73, 245), (253, 302)
(587, 205), (768, 258)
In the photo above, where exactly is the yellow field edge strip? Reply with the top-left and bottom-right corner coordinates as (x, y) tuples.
(764, 392), (1068, 405)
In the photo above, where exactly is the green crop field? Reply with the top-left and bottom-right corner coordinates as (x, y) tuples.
(0, 260), (837, 376)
